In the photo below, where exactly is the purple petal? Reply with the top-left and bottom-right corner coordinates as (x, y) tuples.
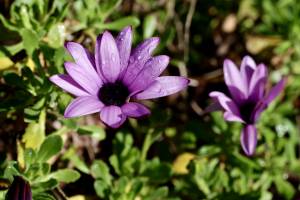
(49, 74), (89, 96)
(121, 102), (150, 117)
(122, 37), (160, 85)
(224, 112), (244, 123)
(263, 77), (286, 105)
(248, 64), (267, 101)
(100, 105), (126, 128)
(116, 26), (132, 75)
(240, 55), (256, 86)
(65, 42), (96, 72)
(241, 124), (257, 156)
(133, 76), (189, 100)
(64, 62), (101, 95)
(223, 59), (247, 102)
(252, 78), (286, 122)
(64, 96), (104, 118)
(209, 91), (244, 122)
(96, 31), (121, 82)
(128, 55), (170, 92)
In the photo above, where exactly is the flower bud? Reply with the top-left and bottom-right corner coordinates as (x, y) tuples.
(5, 176), (32, 200)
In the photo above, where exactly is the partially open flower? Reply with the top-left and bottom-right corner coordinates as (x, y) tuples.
(5, 176), (32, 200)
(50, 26), (189, 128)
(209, 56), (286, 156)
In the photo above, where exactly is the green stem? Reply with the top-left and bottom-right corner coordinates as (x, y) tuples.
(140, 129), (162, 163)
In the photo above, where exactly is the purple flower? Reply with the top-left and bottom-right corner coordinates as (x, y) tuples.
(50, 27), (189, 128)
(209, 56), (286, 156)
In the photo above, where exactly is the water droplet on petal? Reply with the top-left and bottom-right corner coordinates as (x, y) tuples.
(129, 57), (135, 63)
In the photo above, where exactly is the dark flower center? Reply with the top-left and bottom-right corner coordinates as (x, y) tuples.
(239, 101), (257, 124)
(98, 82), (129, 106)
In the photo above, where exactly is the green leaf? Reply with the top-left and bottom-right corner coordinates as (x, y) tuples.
(20, 28), (40, 56)
(99, 0), (122, 20)
(33, 193), (56, 200)
(78, 125), (106, 141)
(100, 16), (140, 30)
(91, 160), (112, 186)
(33, 179), (58, 193)
(37, 135), (63, 162)
(144, 187), (168, 200)
(62, 147), (90, 174)
(22, 109), (46, 150)
(94, 179), (109, 198)
(143, 14), (157, 39)
(274, 176), (295, 200)
(140, 159), (172, 183)
(47, 24), (65, 48)
(127, 179), (143, 199)
(50, 169), (80, 183)
(2, 43), (24, 56)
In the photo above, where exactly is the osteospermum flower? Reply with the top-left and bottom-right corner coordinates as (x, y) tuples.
(209, 56), (285, 156)
(50, 27), (189, 128)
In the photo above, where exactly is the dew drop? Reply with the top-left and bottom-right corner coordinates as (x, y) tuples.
(129, 57), (135, 63)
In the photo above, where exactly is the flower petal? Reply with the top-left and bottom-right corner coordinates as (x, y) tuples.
(252, 78), (286, 122)
(65, 42), (96, 71)
(100, 105), (126, 128)
(223, 59), (247, 102)
(64, 96), (104, 118)
(129, 55), (169, 92)
(96, 31), (121, 82)
(122, 37), (160, 85)
(209, 91), (243, 122)
(134, 76), (189, 100)
(248, 64), (267, 101)
(116, 26), (132, 75)
(241, 124), (257, 156)
(64, 62), (101, 95)
(224, 112), (244, 123)
(49, 74), (89, 96)
(240, 55), (256, 86)
(121, 102), (150, 117)
(263, 77), (286, 105)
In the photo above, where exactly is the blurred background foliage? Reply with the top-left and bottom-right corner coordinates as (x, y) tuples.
(0, 0), (299, 199)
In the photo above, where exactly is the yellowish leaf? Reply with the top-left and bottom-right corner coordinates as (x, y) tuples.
(0, 57), (13, 70)
(69, 195), (86, 200)
(22, 109), (46, 149)
(173, 152), (196, 174)
(246, 35), (282, 54)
